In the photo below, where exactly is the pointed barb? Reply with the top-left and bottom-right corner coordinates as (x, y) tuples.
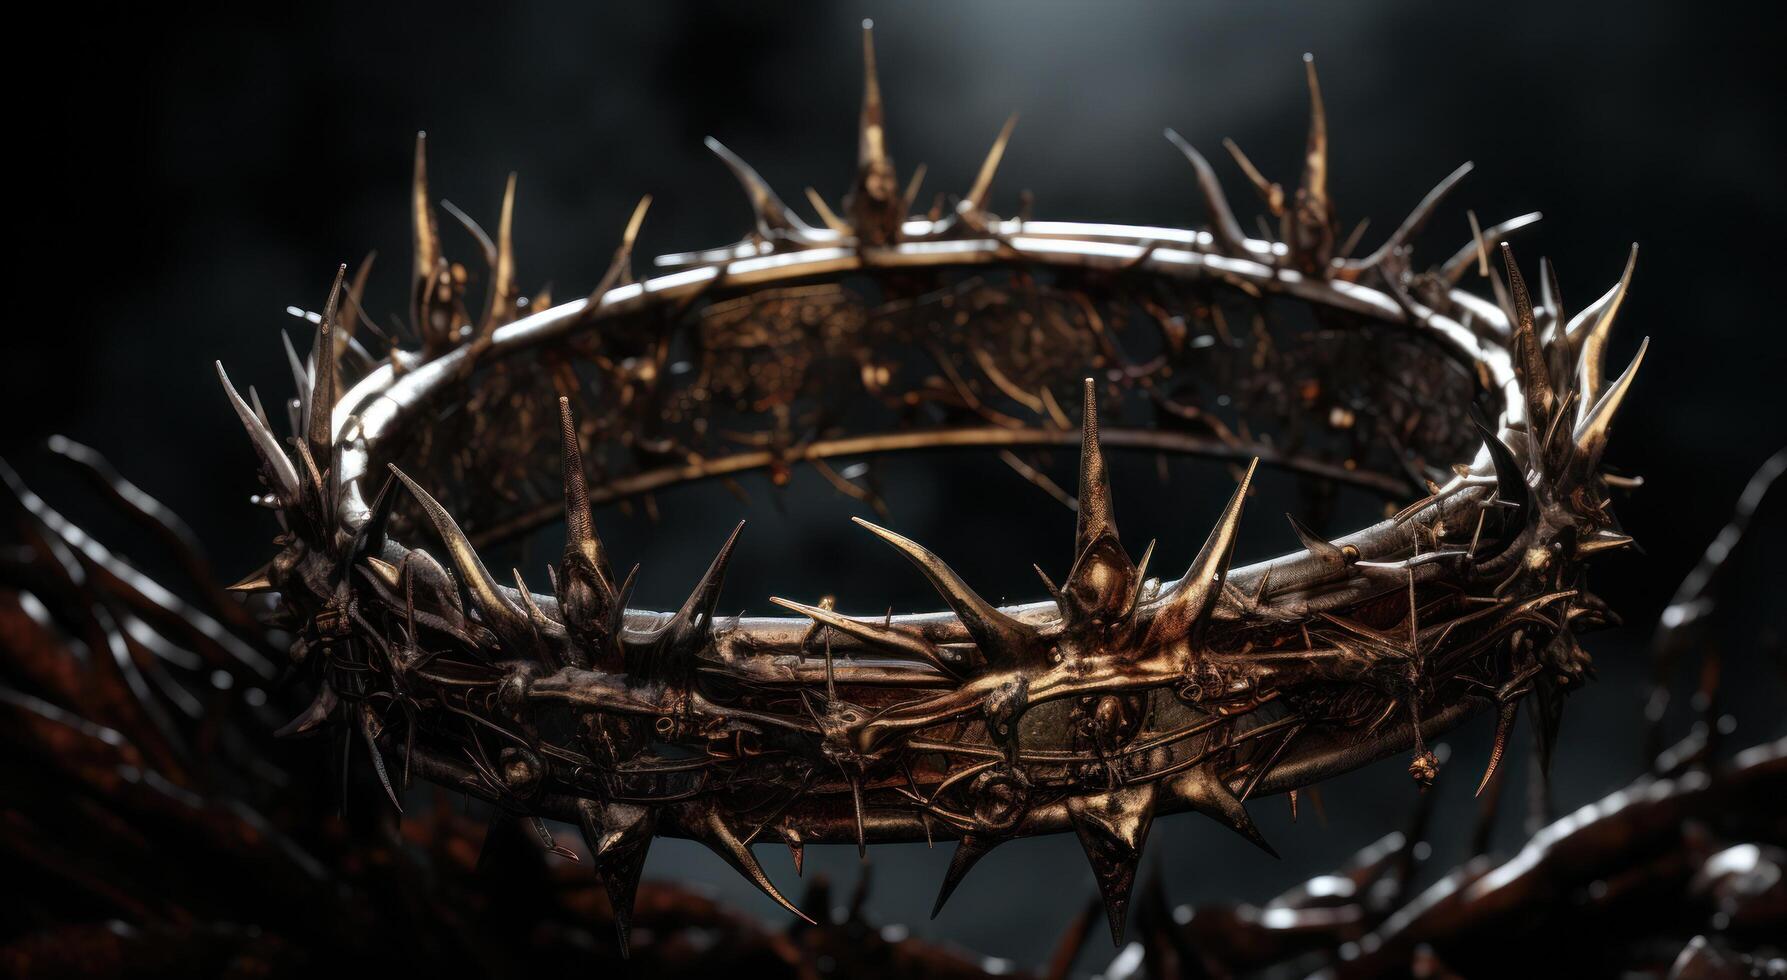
(852, 516), (1034, 667)
(576, 799), (655, 958)
(1067, 783), (1157, 945)
(388, 464), (532, 650)
(962, 113), (1019, 217)
(216, 361), (300, 500)
(932, 834), (999, 918)
(1498, 244), (1557, 436)
(1477, 699), (1519, 797)
(1073, 377), (1118, 561)
(1164, 128), (1250, 259)
(411, 131), (442, 317)
(590, 195), (653, 306)
(1574, 244), (1639, 420)
(705, 137), (812, 238)
(768, 596), (953, 673)
(1147, 459), (1257, 645)
(693, 807), (814, 924)
(306, 264), (347, 464)
(1571, 336), (1648, 465)
(1165, 765), (1276, 857)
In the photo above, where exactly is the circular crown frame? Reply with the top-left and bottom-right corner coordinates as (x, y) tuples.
(218, 26), (1647, 949)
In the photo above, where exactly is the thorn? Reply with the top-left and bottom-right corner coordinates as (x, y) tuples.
(1164, 128), (1250, 258)
(1066, 783), (1157, 945)
(705, 137), (812, 237)
(388, 464), (532, 652)
(216, 361), (300, 500)
(692, 807), (814, 924)
(306, 264), (347, 465)
(852, 517), (1034, 667)
(932, 834), (999, 918)
(962, 113), (1019, 216)
(1574, 243), (1639, 421)
(575, 799), (655, 958)
(1165, 765), (1277, 858)
(226, 564), (275, 593)
(589, 195), (653, 306)
(1352, 162), (1474, 271)
(1477, 699), (1518, 796)
(274, 681), (337, 737)
(1571, 337), (1648, 465)
(1147, 459), (1257, 646)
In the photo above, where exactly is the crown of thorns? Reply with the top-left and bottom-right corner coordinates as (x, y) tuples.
(217, 25), (1648, 950)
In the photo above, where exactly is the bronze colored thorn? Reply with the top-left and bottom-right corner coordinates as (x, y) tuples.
(1571, 336), (1649, 467)
(588, 195), (653, 308)
(768, 596), (956, 675)
(1496, 243), (1557, 441)
(688, 806), (814, 924)
(962, 113), (1019, 218)
(1571, 243), (1639, 416)
(215, 361), (300, 501)
(1477, 698), (1519, 797)
(1164, 127), (1250, 259)
(305, 263), (347, 469)
(805, 186), (851, 235)
(273, 681), (337, 738)
(1146, 458), (1258, 648)
(356, 701), (402, 813)
(225, 564), (274, 593)
(1440, 211), (1542, 285)
(1346, 162), (1474, 274)
(851, 516), (1035, 668)
(1222, 137), (1284, 215)
(1286, 513), (1345, 566)
(1163, 763), (1276, 858)
(1066, 781), (1158, 945)
(704, 136), (813, 238)
(388, 464), (533, 654)
(574, 798), (656, 958)
(932, 833), (1000, 919)
(410, 131), (443, 341)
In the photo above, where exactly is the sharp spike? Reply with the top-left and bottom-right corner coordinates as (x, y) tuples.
(1164, 128), (1251, 258)
(1353, 162), (1474, 271)
(216, 361), (300, 500)
(487, 172), (518, 331)
(557, 396), (614, 593)
(357, 702), (402, 813)
(306, 264), (347, 465)
(852, 516), (1035, 667)
(1073, 377), (1118, 562)
(1571, 337), (1649, 465)
(1440, 212), (1542, 285)
(589, 195), (653, 306)
(845, 20), (902, 246)
(932, 834), (999, 918)
(1066, 783), (1157, 945)
(672, 521), (744, 642)
(1477, 699), (1519, 797)
(411, 131), (442, 327)
(805, 186), (852, 235)
(768, 596), (954, 674)
(705, 137), (812, 237)
(1286, 513), (1345, 566)
(1575, 244), (1640, 420)
(962, 113), (1019, 217)
(1499, 244), (1557, 436)
(1164, 765), (1277, 857)
(1299, 53), (1328, 212)
(575, 799), (656, 958)
(1468, 405), (1531, 517)
(388, 464), (532, 650)
(691, 807), (814, 924)
(226, 564), (274, 593)
(274, 681), (337, 737)
(1147, 459), (1257, 645)
(338, 251), (376, 343)
(1577, 529), (1635, 556)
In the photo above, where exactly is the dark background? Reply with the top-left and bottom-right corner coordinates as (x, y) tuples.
(11, 1), (1785, 967)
